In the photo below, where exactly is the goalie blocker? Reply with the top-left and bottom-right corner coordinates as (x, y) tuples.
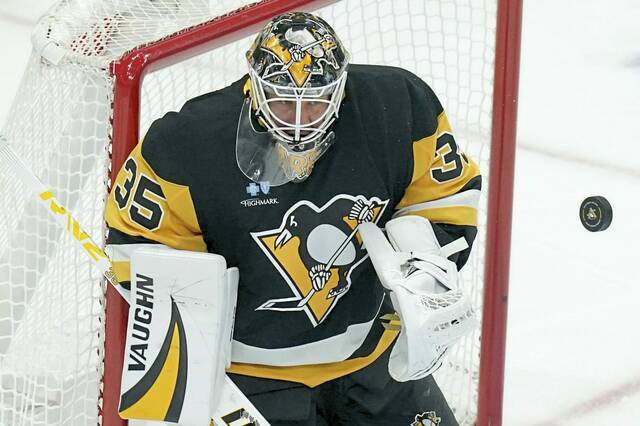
(119, 247), (269, 426)
(358, 216), (477, 381)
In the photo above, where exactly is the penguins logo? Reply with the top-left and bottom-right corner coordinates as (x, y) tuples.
(252, 195), (388, 327)
(261, 26), (340, 88)
(411, 411), (441, 426)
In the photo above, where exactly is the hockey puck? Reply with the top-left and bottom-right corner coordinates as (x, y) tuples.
(579, 196), (612, 232)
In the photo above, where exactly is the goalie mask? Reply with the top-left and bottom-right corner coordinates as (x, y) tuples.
(237, 12), (349, 185)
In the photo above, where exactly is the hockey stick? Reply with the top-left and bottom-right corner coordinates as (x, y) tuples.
(0, 135), (269, 425)
(0, 135), (128, 301)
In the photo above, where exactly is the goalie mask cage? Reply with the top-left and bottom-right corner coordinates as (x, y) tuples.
(0, 0), (521, 425)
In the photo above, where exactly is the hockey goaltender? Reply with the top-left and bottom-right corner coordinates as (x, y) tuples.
(106, 11), (479, 426)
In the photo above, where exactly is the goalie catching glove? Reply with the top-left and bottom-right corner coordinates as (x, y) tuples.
(358, 216), (477, 382)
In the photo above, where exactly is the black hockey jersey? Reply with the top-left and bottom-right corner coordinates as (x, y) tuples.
(105, 64), (481, 387)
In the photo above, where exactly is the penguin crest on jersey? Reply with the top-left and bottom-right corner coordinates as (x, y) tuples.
(411, 411), (441, 426)
(252, 194), (389, 326)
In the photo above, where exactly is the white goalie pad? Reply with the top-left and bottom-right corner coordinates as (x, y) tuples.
(359, 217), (476, 382)
(119, 247), (240, 425)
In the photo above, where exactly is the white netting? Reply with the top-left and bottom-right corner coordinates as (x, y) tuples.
(0, 0), (497, 424)
(0, 54), (110, 425)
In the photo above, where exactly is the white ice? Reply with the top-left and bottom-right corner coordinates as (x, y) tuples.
(1, 0), (640, 424)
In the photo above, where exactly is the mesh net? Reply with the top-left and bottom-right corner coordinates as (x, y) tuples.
(0, 0), (497, 424)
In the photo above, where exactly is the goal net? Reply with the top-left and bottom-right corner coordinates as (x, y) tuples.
(0, 0), (520, 424)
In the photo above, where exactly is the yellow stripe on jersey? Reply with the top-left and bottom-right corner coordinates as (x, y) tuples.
(226, 328), (399, 388)
(396, 111), (481, 211)
(106, 141), (206, 252)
